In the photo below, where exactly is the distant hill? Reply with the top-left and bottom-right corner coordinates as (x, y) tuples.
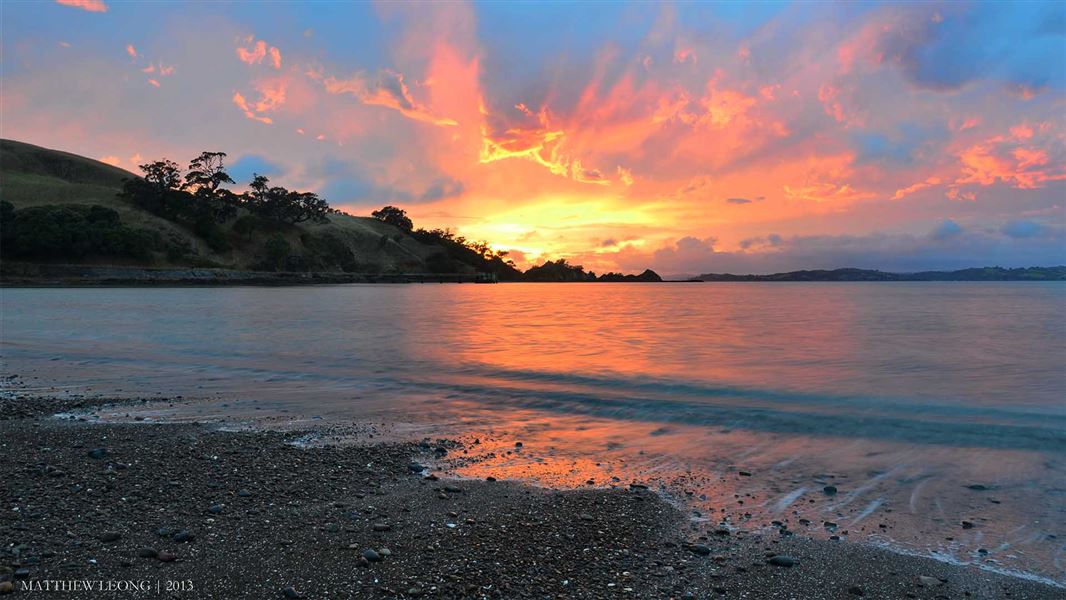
(696, 267), (1066, 282)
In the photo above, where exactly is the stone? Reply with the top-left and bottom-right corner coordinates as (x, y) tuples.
(0, 581), (12, 594)
(157, 552), (177, 563)
(282, 586), (305, 599)
(961, 521), (975, 529)
(208, 504), (224, 514)
(173, 530), (193, 543)
(917, 575), (941, 587)
(689, 544), (712, 556)
(823, 485), (838, 496)
(766, 555), (796, 567)
(87, 448), (108, 460)
(362, 549), (381, 562)
(137, 548), (158, 559)
(99, 531), (121, 543)
(372, 523), (390, 532)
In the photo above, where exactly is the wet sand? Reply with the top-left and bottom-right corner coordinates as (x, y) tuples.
(0, 396), (1060, 599)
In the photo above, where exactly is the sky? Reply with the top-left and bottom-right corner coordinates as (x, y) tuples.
(3, 1), (1065, 275)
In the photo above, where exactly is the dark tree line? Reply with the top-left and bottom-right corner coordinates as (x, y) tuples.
(120, 152), (331, 251)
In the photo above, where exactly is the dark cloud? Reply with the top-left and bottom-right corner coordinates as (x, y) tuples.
(931, 219), (963, 241)
(419, 177), (465, 202)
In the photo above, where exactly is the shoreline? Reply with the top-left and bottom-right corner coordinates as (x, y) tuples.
(0, 396), (1059, 599)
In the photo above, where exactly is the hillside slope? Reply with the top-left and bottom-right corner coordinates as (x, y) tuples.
(0, 139), (447, 273)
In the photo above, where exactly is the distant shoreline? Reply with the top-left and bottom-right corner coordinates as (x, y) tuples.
(2, 264), (1063, 287)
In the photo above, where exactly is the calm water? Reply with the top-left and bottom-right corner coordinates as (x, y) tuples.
(2, 283), (1065, 582)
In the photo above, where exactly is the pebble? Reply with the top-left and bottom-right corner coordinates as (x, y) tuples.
(208, 504), (224, 514)
(173, 530), (193, 543)
(444, 485), (462, 493)
(157, 527), (175, 537)
(137, 548), (158, 559)
(823, 485), (838, 496)
(372, 523), (391, 532)
(87, 448), (108, 459)
(362, 549), (381, 562)
(408, 463), (426, 472)
(282, 586), (305, 599)
(848, 585), (864, 596)
(917, 575), (942, 587)
(961, 521), (975, 529)
(237, 489), (252, 497)
(766, 555), (796, 567)
(406, 587), (424, 597)
(157, 552), (177, 563)
(0, 582), (12, 594)
(99, 531), (121, 543)
(689, 544), (712, 556)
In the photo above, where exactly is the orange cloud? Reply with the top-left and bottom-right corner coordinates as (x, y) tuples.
(99, 155), (121, 166)
(237, 37), (281, 69)
(126, 44), (137, 60)
(318, 69), (457, 127)
(56, 0), (107, 13)
(232, 91), (273, 124)
(956, 136), (1064, 190)
(892, 176), (941, 200)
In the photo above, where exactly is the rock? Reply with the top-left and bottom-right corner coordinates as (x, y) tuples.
(137, 548), (158, 559)
(766, 555), (796, 567)
(514, 442), (523, 447)
(208, 504), (224, 514)
(378, 548), (391, 557)
(823, 485), (838, 496)
(961, 521), (975, 529)
(157, 552), (177, 563)
(406, 587), (424, 597)
(157, 527), (175, 537)
(917, 575), (941, 587)
(738, 471), (752, 477)
(689, 544), (712, 556)
(848, 585), (864, 596)
(0, 581), (12, 594)
(173, 530), (193, 543)
(237, 489), (252, 497)
(967, 484), (989, 491)
(87, 448), (108, 459)
(408, 463), (426, 473)
(14, 568), (30, 579)
(713, 528), (731, 536)
(579, 514), (594, 522)
(485, 476), (496, 482)
(99, 531), (121, 543)
(444, 485), (462, 493)
(372, 523), (390, 532)
(630, 483), (649, 490)
(282, 586), (305, 599)
(362, 549), (381, 562)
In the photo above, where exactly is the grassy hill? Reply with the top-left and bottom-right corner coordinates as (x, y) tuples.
(0, 139), (450, 274)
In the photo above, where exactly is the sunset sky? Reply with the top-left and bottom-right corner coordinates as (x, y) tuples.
(4, 1), (1064, 275)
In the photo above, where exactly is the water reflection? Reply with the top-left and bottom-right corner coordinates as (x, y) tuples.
(2, 283), (1064, 582)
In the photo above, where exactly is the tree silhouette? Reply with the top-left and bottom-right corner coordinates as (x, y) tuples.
(371, 206), (413, 232)
(244, 174), (330, 224)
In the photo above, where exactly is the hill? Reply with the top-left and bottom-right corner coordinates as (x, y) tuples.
(696, 267), (1066, 282)
(0, 139), (485, 277)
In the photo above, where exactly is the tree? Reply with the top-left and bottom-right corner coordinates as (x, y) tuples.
(371, 206), (413, 232)
(121, 159), (182, 216)
(184, 151), (234, 194)
(244, 174), (330, 224)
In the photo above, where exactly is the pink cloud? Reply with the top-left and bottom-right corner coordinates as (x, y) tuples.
(237, 36), (281, 70)
(126, 44), (137, 59)
(55, 0), (107, 13)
